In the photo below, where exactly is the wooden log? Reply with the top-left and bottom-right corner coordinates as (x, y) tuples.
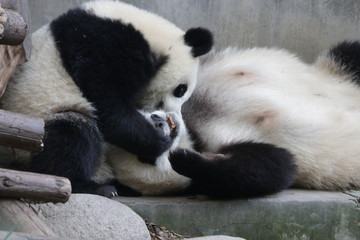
(0, 7), (27, 45)
(0, 43), (24, 97)
(0, 231), (73, 240)
(0, 109), (44, 152)
(0, 168), (71, 203)
(0, 0), (31, 98)
(0, 0), (31, 57)
(0, 199), (57, 237)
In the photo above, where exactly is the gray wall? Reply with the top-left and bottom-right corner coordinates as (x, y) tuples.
(29, 0), (360, 62)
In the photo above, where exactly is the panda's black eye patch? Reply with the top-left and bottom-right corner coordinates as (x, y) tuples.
(173, 84), (188, 98)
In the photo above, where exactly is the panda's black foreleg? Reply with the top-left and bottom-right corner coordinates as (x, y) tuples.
(169, 142), (296, 198)
(30, 112), (116, 197)
(99, 107), (174, 163)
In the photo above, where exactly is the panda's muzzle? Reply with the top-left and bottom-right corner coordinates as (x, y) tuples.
(150, 113), (179, 139)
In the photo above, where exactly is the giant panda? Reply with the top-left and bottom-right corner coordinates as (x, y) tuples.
(181, 41), (360, 192)
(1, 0), (296, 198)
(0, 0), (213, 197)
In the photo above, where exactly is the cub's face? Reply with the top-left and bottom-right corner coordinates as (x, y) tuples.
(136, 47), (199, 114)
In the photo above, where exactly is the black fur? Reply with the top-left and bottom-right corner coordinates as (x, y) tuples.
(139, 113), (180, 163)
(115, 181), (142, 197)
(184, 28), (213, 57)
(329, 41), (360, 84)
(170, 142), (296, 198)
(30, 112), (116, 197)
(50, 9), (173, 161)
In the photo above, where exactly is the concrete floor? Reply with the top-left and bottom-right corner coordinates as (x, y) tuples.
(116, 190), (360, 240)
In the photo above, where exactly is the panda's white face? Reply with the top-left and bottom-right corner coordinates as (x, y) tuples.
(83, 0), (205, 114)
(136, 49), (199, 114)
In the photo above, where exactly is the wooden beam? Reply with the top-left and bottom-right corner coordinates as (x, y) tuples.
(0, 7), (27, 45)
(0, 168), (71, 203)
(0, 199), (57, 237)
(0, 231), (73, 240)
(0, 0), (31, 98)
(0, 109), (44, 152)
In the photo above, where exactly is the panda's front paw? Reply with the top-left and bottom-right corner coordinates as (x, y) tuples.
(169, 148), (202, 178)
(137, 111), (181, 164)
(95, 184), (118, 198)
(150, 112), (179, 139)
(137, 131), (172, 164)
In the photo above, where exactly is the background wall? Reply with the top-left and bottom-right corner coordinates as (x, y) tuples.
(28, 0), (360, 62)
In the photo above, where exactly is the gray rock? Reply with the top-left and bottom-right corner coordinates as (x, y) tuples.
(187, 236), (246, 240)
(34, 194), (151, 240)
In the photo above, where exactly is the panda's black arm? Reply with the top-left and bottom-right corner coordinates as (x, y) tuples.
(96, 102), (173, 161)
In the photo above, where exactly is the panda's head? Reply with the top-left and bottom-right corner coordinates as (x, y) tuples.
(137, 27), (213, 114)
(82, 0), (213, 113)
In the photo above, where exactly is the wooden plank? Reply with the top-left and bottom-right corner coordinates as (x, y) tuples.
(0, 230), (72, 240)
(0, 0), (30, 98)
(0, 0), (31, 59)
(0, 43), (24, 97)
(0, 199), (57, 237)
(0, 168), (71, 203)
(0, 8), (27, 45)
(0, 109), (44, 152)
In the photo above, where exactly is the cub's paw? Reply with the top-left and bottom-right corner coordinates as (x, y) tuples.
(138, 111), (181, 163)
(95, 184), (118, 198)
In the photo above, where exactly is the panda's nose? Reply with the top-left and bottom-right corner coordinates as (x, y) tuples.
(151, 114), (164, 122)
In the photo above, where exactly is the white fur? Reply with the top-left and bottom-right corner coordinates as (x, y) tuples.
(1, 25), (95, 119)
(187, 47), (360, 190)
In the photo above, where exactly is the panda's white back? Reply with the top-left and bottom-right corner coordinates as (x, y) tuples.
(184, 47), (360, 190)
(1, 25), (94, 119)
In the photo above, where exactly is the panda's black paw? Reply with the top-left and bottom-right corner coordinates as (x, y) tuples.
(150, 113), (179, 140)
(72, 181), (118, 198)
(94, 184), (118, 198)
(169, 148), (202, 178)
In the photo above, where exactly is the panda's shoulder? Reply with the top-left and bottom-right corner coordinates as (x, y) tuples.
(314, 41), (360, 83)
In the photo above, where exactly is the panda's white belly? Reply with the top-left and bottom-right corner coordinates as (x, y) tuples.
(193, 54), (360, 190)
(1, 25), (94, 119)
(107, 145), (190, 195)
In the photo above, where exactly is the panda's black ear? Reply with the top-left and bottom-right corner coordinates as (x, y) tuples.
(184, 28), (213, 57)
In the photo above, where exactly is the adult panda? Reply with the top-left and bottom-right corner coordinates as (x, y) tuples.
(181, 42), (360, 192)
(1, 0), (295, 198)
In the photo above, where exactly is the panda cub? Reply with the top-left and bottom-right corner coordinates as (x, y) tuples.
(182, 42), (360, 192)
(0, 0), (212, 197)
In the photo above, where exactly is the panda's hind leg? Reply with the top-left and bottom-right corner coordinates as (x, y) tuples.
(30, 112), (116, 197)
(170, 142), (296, 198)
